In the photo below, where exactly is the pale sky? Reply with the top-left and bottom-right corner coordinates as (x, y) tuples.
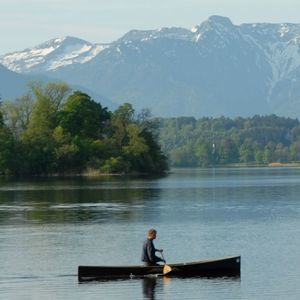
(1, 0), (300, 54)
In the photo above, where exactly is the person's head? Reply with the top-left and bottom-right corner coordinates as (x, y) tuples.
(147, 228), (157, 240)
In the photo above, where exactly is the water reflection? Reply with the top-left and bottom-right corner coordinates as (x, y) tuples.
(142, 277), (158, 300)
(1, 168), (300, 225)
(0, 177), (165, 225)
(1, 168), (300, 299)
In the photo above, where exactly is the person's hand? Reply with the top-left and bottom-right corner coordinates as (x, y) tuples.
(157, 249), (163, 253)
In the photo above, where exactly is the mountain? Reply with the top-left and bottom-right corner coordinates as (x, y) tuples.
(0, 36), (108, 74)
(0, 63), (116, 109)
(2, 16), (300, 118)
(0, 63), (30, 99)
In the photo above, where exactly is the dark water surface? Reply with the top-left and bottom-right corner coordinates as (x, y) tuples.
(0, 168), (299, 299)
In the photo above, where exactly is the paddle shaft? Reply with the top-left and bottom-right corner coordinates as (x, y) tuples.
(159, 252), (172, 275)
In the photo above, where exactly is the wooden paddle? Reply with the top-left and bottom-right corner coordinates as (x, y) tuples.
(160, 252), (172, 275)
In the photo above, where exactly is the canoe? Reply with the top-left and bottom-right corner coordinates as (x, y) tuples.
(78, 255), (240, 281)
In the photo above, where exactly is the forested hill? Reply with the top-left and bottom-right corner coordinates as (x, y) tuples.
(157, 115), (300, 167)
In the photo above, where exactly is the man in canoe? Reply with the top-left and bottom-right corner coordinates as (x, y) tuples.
(141, 228), (165, 266)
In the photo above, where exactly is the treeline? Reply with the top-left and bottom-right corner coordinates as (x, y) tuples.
(0, 82), (168, 176)
(157, 115), (300, 167)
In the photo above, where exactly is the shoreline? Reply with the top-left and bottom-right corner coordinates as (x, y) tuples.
(1, 163), (300, 179)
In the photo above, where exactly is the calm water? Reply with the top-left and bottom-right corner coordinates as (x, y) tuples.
(0, 168), (299, 299)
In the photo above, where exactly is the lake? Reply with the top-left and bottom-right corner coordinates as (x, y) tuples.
(0, 167), (299, 299)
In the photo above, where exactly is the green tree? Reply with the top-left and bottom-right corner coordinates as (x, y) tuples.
(253, 146), (264, 164)
(53, 126), (80, 173)
(239, 139), (254, 163)
(195, 141), (214, 167)
(123, 124), (149, 157)
(170, 144), (197, 167)
(0, 112), (14, 174)
(55, 91), (111, 173)
(290, 142), (300, 161)
(137, 127), (168, 173)
(20, 82), (70, 174)
(219, 138), (239, 164)
(0, 110), (3, 125)
(59, 91), (110, 139)
(29, 81), (70, 113)
(111, 103), (135, 147)
(263, 142), (276, 164)
(1, 93), (34, 137)
(1, 84), (168, 175)
(101, 156), (130, 174)
(274, 143), (289, 163)
(111, 104), (167, 173)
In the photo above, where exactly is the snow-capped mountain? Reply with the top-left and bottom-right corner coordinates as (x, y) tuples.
(2, 16), (300, 117)
(0, 36), (108, 73)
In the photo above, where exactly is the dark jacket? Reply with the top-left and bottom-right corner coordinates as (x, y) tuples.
(141, 239), (164, 265)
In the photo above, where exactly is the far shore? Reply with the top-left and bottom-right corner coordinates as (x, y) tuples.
(173, 162), (300, 169)
(1, 163), (300, 178)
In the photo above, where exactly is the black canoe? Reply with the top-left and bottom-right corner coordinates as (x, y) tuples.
(78, 255), (240, 281)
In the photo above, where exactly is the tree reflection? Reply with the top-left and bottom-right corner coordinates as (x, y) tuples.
(0, 176), (164, 225)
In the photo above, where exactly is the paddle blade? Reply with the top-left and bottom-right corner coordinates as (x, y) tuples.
(163, 264), (172, 275)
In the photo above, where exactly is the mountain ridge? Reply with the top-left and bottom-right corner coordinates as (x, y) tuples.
(1, 16), (300, 118)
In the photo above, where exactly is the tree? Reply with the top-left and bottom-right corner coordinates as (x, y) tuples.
(219, 138), (239, 164)
(111, 103), (135, 147)
(274, 143), (289, 163)
(195, 141), (214, 167)
(290, 142), (300, 161)
(123, 124), (149, 157)
(0, 110), (3, 126)
(54, 91), (111, 173)
(110, 103), (168, 173)
(0, 84), (168, 175)
(170, 144), (197, 167)
(263, 142), (276, 164)
(59, 91), (110, 139)
(23, 82), (70, 140)
(138, 127), (168, 173)
(1, 93), (34, 137)
(20, 82), (70, 174)
(253, 143), (264, 164)
(29, 81), (70, 113)
(239, 139), (254, 163)
(0, 116), (14, 174)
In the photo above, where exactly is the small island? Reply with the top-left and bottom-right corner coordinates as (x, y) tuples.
(0, 82), (168, 176)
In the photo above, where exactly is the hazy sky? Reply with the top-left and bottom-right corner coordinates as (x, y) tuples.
(1, 0), (300, 54)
